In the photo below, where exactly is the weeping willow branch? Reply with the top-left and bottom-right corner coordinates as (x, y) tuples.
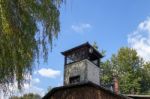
(0, 0), (63, 93)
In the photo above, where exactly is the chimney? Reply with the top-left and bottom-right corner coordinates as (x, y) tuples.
(113, 76), (119, 94)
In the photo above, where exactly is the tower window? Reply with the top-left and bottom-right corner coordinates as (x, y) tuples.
(62, 42), (103, 66)
(69, 75), (80, 84)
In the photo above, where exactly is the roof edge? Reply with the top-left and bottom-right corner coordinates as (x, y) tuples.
(43, 81), (131, 99)
(61, 42), (103, 58)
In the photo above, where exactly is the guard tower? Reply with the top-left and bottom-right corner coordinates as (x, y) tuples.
(61, 42), (103, 85)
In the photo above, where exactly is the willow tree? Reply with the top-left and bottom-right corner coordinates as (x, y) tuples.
(0, 0), (63, 92)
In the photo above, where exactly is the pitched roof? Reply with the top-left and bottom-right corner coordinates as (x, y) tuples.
(43, 81), (131, 99)
(127, 95), (150, 99)
(61, 42), (103, 58)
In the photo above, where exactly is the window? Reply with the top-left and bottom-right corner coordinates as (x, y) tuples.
(69, 75), (80, 84)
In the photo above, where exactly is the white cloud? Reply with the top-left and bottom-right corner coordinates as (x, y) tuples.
(22, 84), (45, 97)
(0, 79), (44, 99)
(38, 68), (61, 78)
(128, 17), (150, 61)
(24, 83), (30, 89)
(0, 67), (60, 98)
(20, 77), (44, 97)
(71, 23), (91, 33)
(33, 78), (40, 84)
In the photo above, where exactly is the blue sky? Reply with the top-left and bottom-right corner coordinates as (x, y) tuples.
(6, 0), (150, 98)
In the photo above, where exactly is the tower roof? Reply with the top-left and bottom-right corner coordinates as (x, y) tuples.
(61, 42), (103, 58)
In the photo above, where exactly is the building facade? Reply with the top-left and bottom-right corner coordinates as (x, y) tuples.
(43, 42), (150, 99)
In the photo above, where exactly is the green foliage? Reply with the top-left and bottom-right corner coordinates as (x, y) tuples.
(10, 93), (41, 99)
(101, 47), (150, 94)
(92, 41), (106, 56)
(0, 0), (63, 92)
(139, 62), (150, 94)
(100, 60), (113, 85)
(93, 42), (99, 50)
